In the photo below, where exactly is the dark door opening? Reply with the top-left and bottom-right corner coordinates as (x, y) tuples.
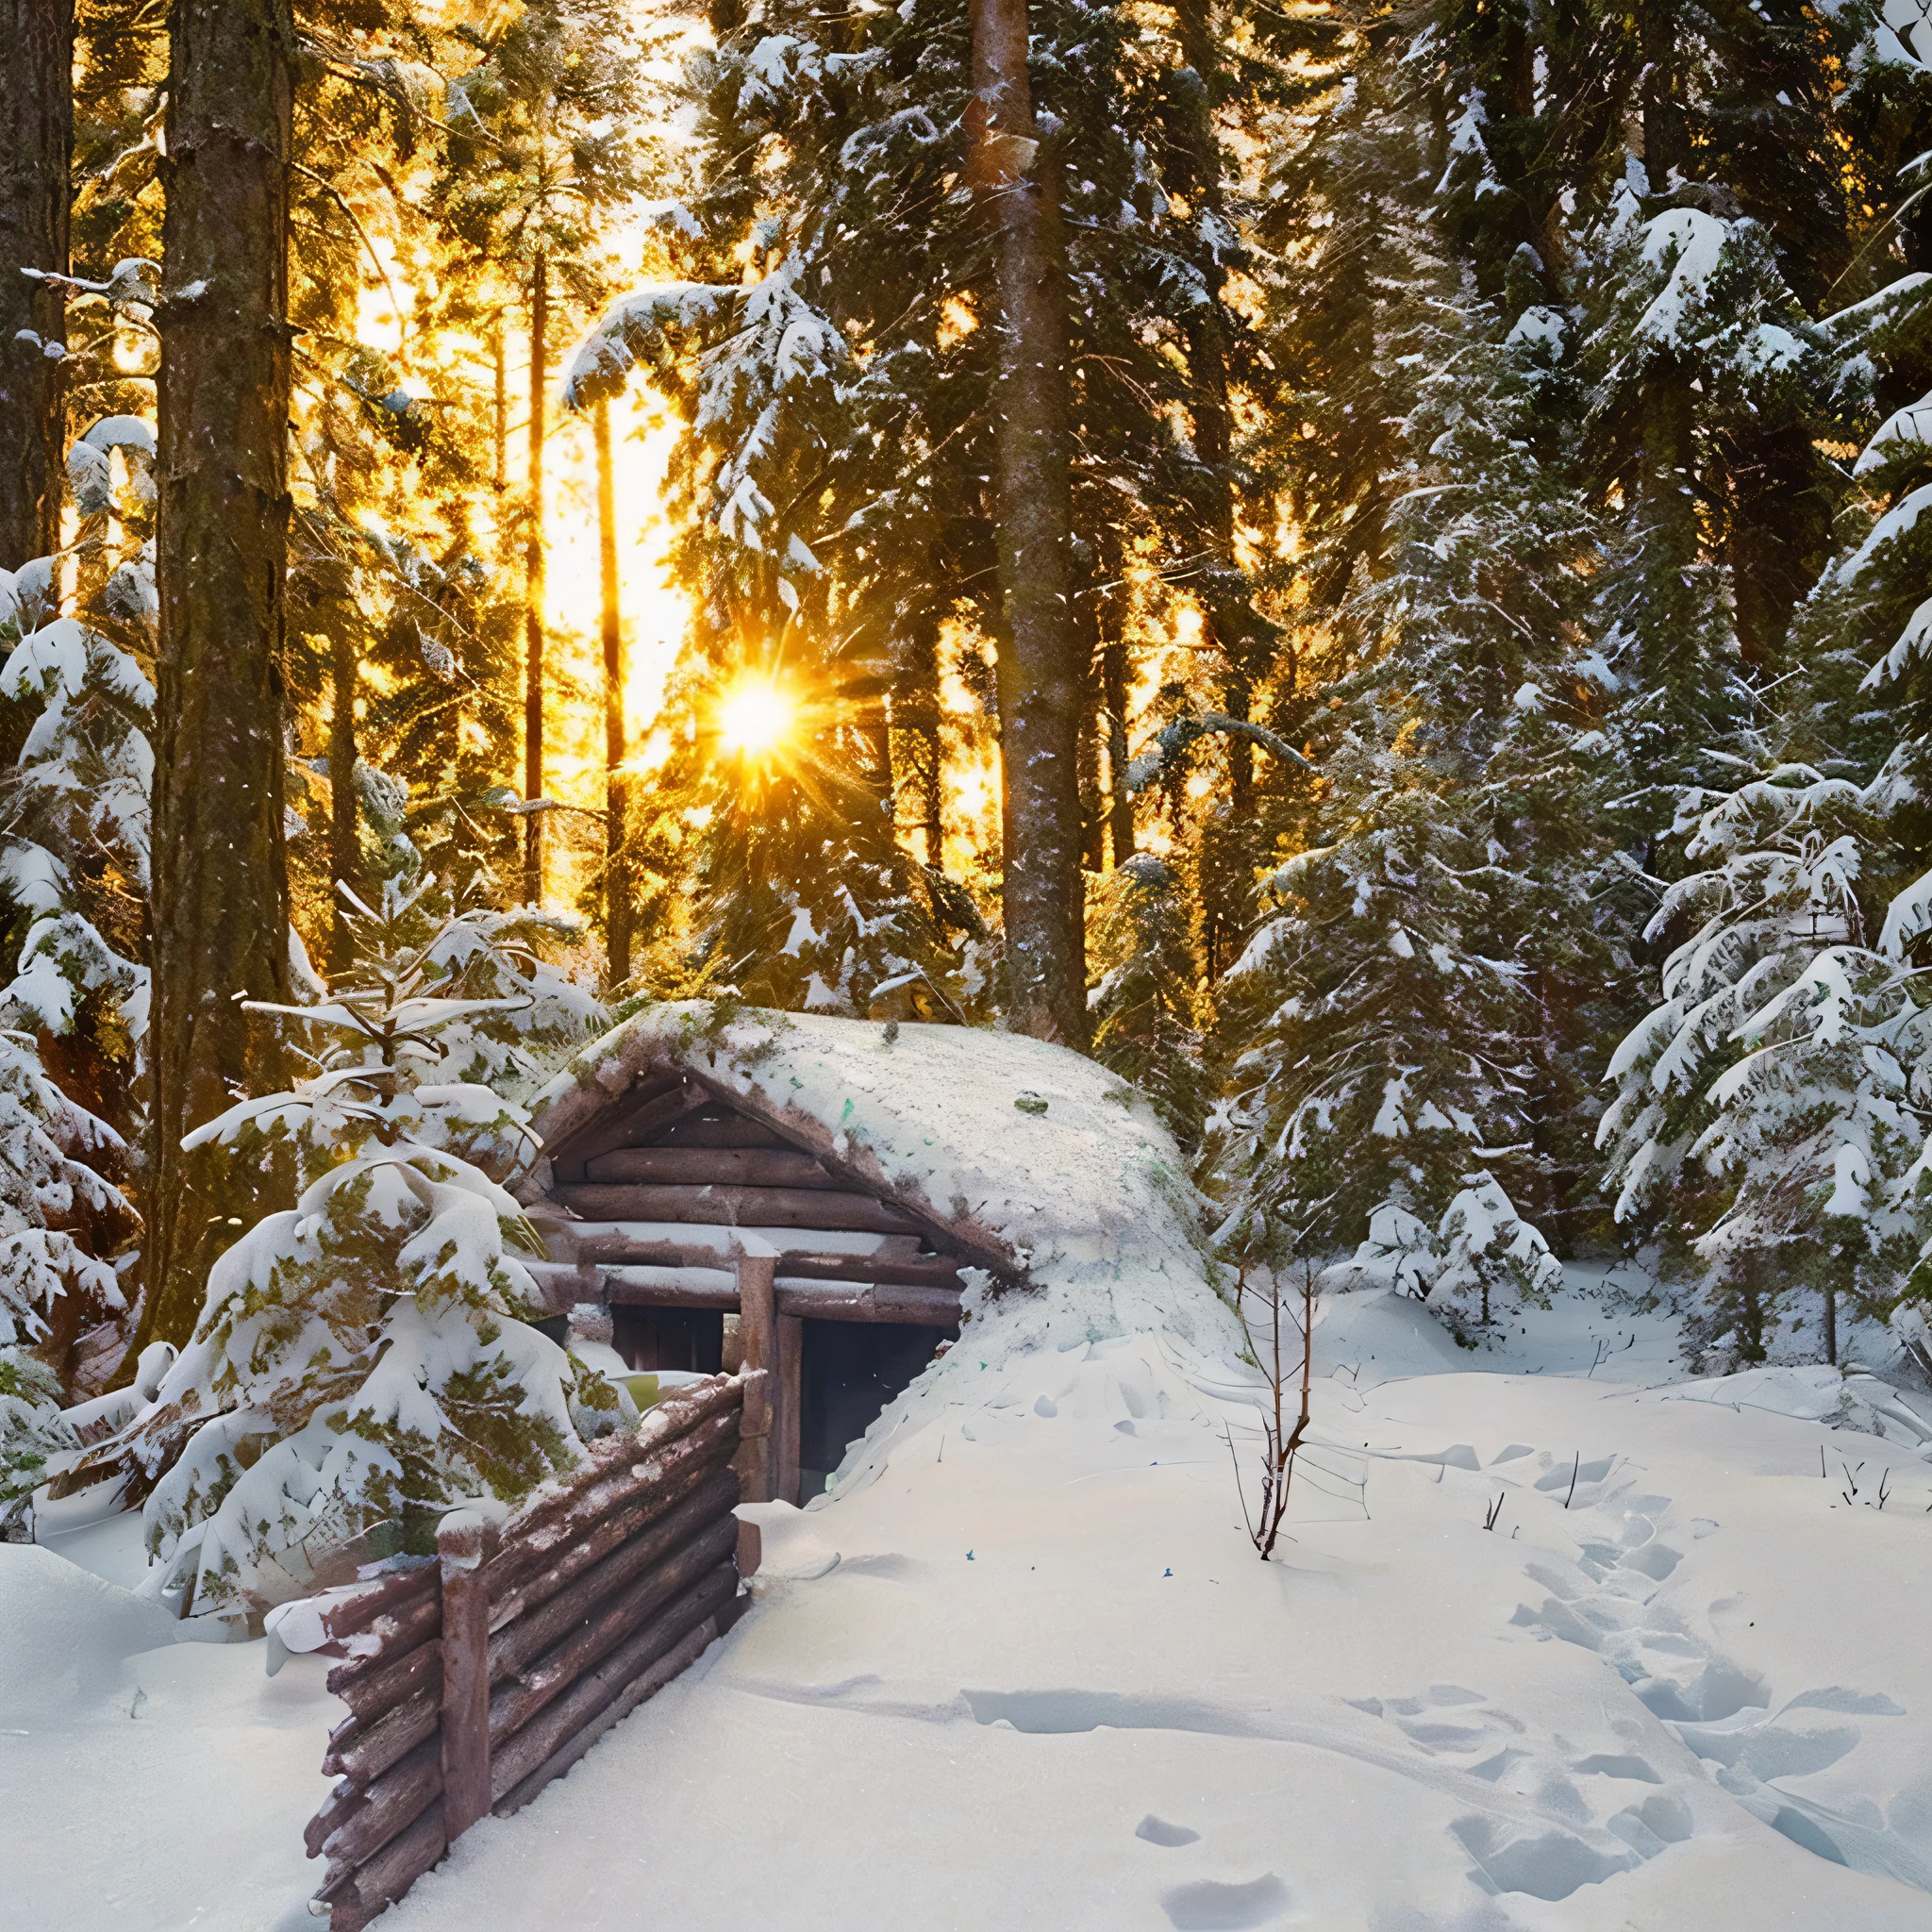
(611, 1306), (724, 1375)
(798, 1319), (955, 1500)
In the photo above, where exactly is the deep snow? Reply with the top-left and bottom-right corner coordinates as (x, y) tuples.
(8, 1284), (1932, 1931)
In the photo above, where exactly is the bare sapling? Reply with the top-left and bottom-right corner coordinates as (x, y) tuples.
(1225, 1258), (1317, 1560)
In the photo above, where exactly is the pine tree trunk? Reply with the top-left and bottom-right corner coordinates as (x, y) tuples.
(328, 625), (358, 974)
(1101, 627), (1133, 868)
(1074, 544), (1105, 872)
(0, 0), (73, 564)
(970, 0), (1087, 1046)
(1173, 0), (1255, 818)
(524, 253), (548, 906)
(898, 605), (944, 870)
(140, 0), (294, 1353)
(595, 398), (630, 987)
(492, 319), (508, 495)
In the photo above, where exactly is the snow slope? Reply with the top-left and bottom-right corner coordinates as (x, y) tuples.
(8, 1299), (1932, 1930)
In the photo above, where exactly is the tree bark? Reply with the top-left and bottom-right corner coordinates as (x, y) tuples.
(970, 0), (1087, 1047)
(139, 0), (294, 1354)
(0, 0), (73, 564)
(1073, 542), (1105, 872)
(1173, 0), (1256, 818)
(595, 397), (630, 985)
(1100, 590), (1133, 868)
(893, 601), (943, 869)
(491, 319), (508, 495)
(328, 623), (358, 974)
(523, 252), (548, 905)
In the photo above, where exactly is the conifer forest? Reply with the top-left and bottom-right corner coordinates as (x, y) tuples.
(11, 0), (1932, 1489)
(16, 1), (1932, 1924)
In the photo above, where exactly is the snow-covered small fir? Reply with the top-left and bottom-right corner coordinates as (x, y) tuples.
(66, 874), (622, 1615)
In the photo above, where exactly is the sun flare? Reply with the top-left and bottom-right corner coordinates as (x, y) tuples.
(717, 677), (795, 756)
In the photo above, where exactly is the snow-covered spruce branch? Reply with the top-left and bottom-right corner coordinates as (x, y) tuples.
(558, 280), (742, 411)
(1124, 711), (1315, 794)
(56, 875), (615, 1614)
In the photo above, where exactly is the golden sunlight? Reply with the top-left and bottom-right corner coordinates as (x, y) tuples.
(717, 676), (795, 756)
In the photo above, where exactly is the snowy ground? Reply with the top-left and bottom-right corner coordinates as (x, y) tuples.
(8, 1281), (1932, 1931)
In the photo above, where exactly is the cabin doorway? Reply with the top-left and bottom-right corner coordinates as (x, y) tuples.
(798, 1319), (955, 1500)
(610, 1306), (724, 1375)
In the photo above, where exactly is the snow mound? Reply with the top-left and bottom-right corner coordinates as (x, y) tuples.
(533, 1004), (1236, 1375)
(0, 1544), (177, 1712)
(1658, 1364), (1852, 1423)
(1309, 1285), (1474, 1385)
(1656, 1364), (1932, 1452)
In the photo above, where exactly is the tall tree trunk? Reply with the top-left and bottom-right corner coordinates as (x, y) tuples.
(1103, 637), (1133, 867)
(1173, 0), (1255, 819)
(898, 604), (944, 871)
(595, 397), (631, 987)
(327, 625), (358, 974)
(139, 0), (293, 1354)
(0, 0), (73, 564)
(523, 253), (547, 905)
(1097, 533), (1134, 867)
(969, 0), (1086, 1046)
(491, 318), (508, 495)
(1074, 542), (1105, 872)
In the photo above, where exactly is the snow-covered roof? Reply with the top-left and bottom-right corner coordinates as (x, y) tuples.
(528, 1002), (1228, 1357)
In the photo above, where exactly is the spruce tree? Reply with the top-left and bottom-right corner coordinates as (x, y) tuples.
(1601, 281), (1932, 1365)
(69, 871), (616, 1612)
(426, 0), (648, 906)
(1089, 853), (1208, 1147)
(1206, 279), (1607, 1304)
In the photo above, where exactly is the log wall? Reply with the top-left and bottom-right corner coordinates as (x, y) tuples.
(302, 1373), (757, 1930)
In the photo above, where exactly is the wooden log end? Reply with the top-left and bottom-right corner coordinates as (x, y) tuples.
(335, 1800), (447, 1926)
(318, 1736), (443, 1873)
(321, 1689), (439, 1784)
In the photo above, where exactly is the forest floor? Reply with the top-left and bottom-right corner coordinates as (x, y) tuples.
(8, 1281), (1932, 1930)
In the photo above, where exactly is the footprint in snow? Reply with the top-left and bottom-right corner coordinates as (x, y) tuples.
(1501, 1466), (1924, 1883)
(1355, 1679), (1694, 1900)
(1160, 1874), (1291, 1929)
(1137, 1815), (1203, 1847)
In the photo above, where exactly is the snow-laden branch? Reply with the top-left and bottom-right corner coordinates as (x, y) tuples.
(1124, 711), (1315, 793)
(559, 280), (741, 410)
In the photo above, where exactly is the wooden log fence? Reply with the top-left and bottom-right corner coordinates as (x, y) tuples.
(296, 1372), (758, 1930)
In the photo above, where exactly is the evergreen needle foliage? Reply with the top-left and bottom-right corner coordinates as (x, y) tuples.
(68, 874), (619, 1614)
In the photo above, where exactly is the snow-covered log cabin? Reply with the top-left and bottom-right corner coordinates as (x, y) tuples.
(520, 1002), (1219, 1506)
